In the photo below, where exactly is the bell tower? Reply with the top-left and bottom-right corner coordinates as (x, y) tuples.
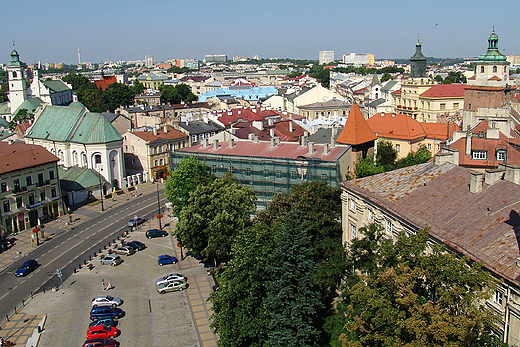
(6, 43), (27, 113)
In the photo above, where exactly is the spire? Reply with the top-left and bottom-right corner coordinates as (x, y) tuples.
(336, 104), (376, 145)
(477, 29), (506, 62)
(370, 73), (380, 87)
(9, 42), (22, 67)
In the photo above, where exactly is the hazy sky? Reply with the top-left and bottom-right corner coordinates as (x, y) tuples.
(1, 0), (518, 65)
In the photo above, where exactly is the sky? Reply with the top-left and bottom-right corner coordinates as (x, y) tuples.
(1, 0), (519, 65)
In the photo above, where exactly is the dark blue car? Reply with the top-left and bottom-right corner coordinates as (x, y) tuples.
(90, 306), (124, 321)
(15, 259), (38, 277)
(158, 255), (178, 266)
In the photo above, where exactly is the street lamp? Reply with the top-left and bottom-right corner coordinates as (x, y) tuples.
(97, 169), (104, 212)
(156, 181), (162, 230)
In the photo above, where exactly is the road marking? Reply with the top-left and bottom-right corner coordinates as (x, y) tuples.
(0, 293), (8, 301)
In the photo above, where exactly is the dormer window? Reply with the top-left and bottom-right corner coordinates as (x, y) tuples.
(472, 150), (487, 160)
(497, 149), (507, 161)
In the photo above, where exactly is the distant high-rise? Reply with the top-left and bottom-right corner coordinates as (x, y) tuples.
(319, 51), (334, 65)
(204, 54), (227, 63)
(341, 53), (374, 66)
(145, 54), (155, 68)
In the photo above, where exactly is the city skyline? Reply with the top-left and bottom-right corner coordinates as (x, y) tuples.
(1, 0), (519, 65)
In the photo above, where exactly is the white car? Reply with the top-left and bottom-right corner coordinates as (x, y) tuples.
(155, 273), (187, 286)
(156, 280), (188, 294)
(91, 295), (124, 307)
(100, 255), (123, 266)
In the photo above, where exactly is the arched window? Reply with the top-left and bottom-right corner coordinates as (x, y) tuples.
(493, 66), (497, 73)
(12, 71), (17, 78)
(481, 66), (485, 73)
(82, 153), (88, 167)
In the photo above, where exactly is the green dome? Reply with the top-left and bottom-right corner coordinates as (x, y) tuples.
(477, 30), (507, 62)
(8, 47), (22, 67)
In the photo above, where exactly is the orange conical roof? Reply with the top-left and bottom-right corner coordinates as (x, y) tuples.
(336, 104), (377, 145)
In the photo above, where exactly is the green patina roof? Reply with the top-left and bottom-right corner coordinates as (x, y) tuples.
(58, 166), (108, 191)
(8, 48), (22, 67)
(0, 102), (10, 115)
(382, 80), (398, 91)
(370, 74), (380, 87)
(69, 101), (85, 108)
(25, 105), (122, 144)
(14, 97), (44, 115)
(69, 112), (122, 144)
(0, 117), (8, 128)
(43, 80), (71, 92)
(477, 30), (507, 63)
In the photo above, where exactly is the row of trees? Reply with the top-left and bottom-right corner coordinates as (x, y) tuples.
(352, 140), (432, 179)
(164, 156), (502, 346)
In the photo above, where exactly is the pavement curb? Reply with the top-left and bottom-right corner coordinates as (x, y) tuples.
(24, 315), (46, 347)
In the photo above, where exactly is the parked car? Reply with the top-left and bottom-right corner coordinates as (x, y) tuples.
(15, 259), (38, 277)
(86, 325), (120, 339)
(155, 273), (187, 286)
(113, 246), (135, 256)
(91, 295), (123, 308)
(83, 338), (119, 347)
(90, 306), (124, 320)
(146, 229), (168, 239)
(157, 280), (188, 294)
(127, 217), (145, 227)
(89, 316), (117, 328)
(126, 240), (146, 251)
(158, 255), (178, 266)
(100, 255), (123, 266)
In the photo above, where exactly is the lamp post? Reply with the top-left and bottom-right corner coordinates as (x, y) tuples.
(156, 181), (162, 230)
(98, 170), (104, 212)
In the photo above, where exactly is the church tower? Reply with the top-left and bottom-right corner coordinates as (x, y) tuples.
(6, 45), (27, 113)
(464, 30), (516, 111)
(410, 39), (427, 79)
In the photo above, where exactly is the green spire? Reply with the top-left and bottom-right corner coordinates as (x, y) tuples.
(9, 42), (22, 67)
(477, 29), (506, 62)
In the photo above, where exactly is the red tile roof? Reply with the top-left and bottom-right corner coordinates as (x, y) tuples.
(129, 125), (188, 142)
(274, 120), (306, 141)
(212, 108), (265, 127)
(176, 139), (348, 161)
(419, 122), (461, 141)
(419, 84), (466, 98)
(367, 113), (426, 141)
(488, 76), (502, 81)
(392, 89), (402, 95)
(336, 104), (377, 145)
(95, 76), (118, 91)
(0, 142), (59, 174)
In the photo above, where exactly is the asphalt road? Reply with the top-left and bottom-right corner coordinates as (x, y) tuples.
(0, 190), (169, 321)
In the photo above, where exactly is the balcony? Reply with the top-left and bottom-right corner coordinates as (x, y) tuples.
(36, 180), (51, 189)
(12, 186), (27, 194)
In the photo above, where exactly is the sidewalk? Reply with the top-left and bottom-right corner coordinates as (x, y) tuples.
(0, 181), (218, 347)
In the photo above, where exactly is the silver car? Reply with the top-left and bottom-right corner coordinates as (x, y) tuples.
(155, 273), (187, 286)
(100, 255), (123, 266)
(113, 246), (135, 256)
(156, 280), (188, 294)
(91, 295), (124, 307)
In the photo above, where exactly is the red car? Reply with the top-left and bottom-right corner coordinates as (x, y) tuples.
(83, 338), (119, 347)
(86, 325), (120, 340)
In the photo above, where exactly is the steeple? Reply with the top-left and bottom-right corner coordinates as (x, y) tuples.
(477, 29), (506, 62)
(410, 39), (427, 78)
(9, 42), (22, 67)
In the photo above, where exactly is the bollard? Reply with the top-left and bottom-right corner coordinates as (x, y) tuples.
(5, 314), (8, 322)
(84, 259), (87, 265)
(104, 245), (106, 250)
(23, 299), (25, 306)
(38, 325), (42, 333)
(94, 252), (97, 257)
(89, 255), (92, 260)
(117, 236), (120, 240)
(74, 267), (77, 273)
(113, 239), (115, 243)
(99, 248), (102, 253)
(31, 292), (33, 299)
(78, 263), (82, 269)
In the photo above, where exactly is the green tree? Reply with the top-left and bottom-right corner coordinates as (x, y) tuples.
(0, 70), (8, 103)
(380, 72), (392, 83)
(395, 145), (432, 169)
(167, 66), (190, 74)
(164, 156), (212, 216)
(9, 108), (34, 129)
(375, 140), (397, 169)
(174, 173), (256, 262)
(130, 81), (144, 95)
(308, 65), (331, 87)
(78, 86), (104, 112)
(265, 212), (322, 346)
(354, 154), (384, 178)
(209, 223), (275, 347)
(103, 83), (134, 112)
(335, 224), (501, 347)
(443, 70), (467, 84)
(434, 74), (444, 83)
(62, 72), (93, 91)
(159, 83), (198, 104)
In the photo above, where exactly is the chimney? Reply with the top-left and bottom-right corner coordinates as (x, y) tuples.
(268, 118), (274, 126)
(153, 127), (157, 136)
(304, 131), (309, 137)
(289, 121), (293, 133)
(469, 171), (483, 194)
(270, 128), (275, 138)
(238, 110), (242, 115)
(186, 120), (189, 126)
(229, 138), (235, 147)
(308, 141), (315, 154)
(486, 128), (500, 140)
(330, 135), (336, 148)
(499, 163), (520, 185)
(253, 121), (264, 130)
(301, 135), (308, 146)
(311, 125), (318, 134)
(203, 138), (209, 147)
(324, 143), (329, 155)
(231, 128), (236, 134)
(271, 137), (277, 147)
(465, 128), (472, 156)
(248, 133), (255, 140)
(484, 167), (506, 186)
(253, 135), (259, 143)
(213, 139), (219, 149)
(8, 139), (13, 145)
(163, 125), (168, 133)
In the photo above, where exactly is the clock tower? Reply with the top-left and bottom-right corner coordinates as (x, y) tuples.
(6, 45), (27, 115)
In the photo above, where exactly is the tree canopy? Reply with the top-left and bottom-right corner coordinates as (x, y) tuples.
(158, 83), (198, 104)
(9, 108), (34, 130)
(332, 224), (502, 347)
(164, 156), (212, 216)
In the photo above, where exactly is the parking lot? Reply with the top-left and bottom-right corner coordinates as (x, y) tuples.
(16, 221), (217, 347)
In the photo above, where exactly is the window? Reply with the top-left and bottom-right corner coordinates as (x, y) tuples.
(481, 66), (484, 73)
(40, 191), (46, 201)
(49, 170), (55, 180)
(131, 159), (136, 165)
(386, 219), (392, 234)
(472, 151), (487, 160)
(351, 224), (356, 240)
(192, 135), (197, 143)
(427, 143), (432, 150)
(368, 208), (373, 222)
(125, 145), (128, 151)
(153, 147), (157, 154)
(246, 168), (251, 176)
(3, 200), (10, 213)
(276, 170), (281, 179)
(160, 159), (164, 166)
(154, 160), (158, 167)
(497, 151), (506, 161)
(16, 196), (23, 208)
(395, 144), (400, 152)
(453, 103), (459, 110)
(493, 66), (497, 73)
(264, 169), (269, 178)
(1, 182), (7, 193)
(493, 291), (503, 306)
(51, 186), (57, 198)
(94, 155), (102, 164)
(26, 176), (33, 186)
(38, 173), (44, 185)
(350, 199), (355, 211)
(440, 103), (446, 110)
(437, 144), (441, 151)
(131, 146), (135, 152)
